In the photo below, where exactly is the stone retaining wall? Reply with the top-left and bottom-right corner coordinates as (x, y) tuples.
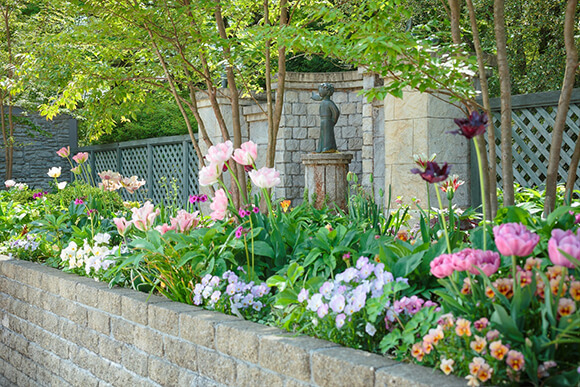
(0, 257), (464, 387)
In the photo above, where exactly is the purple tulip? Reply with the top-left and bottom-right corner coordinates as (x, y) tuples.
(493, 223), (540, 257)
(411, 161), (451, 184)
(450, 111), (488, 139)
(548, 229), (580, 269)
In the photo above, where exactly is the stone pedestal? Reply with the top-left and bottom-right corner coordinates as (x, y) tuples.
(301, 152), (353, 210)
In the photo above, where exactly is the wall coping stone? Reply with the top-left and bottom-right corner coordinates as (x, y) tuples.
(0, 255), (464, 386)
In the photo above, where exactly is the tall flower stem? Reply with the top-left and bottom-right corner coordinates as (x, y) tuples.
(225, 163), (247, 205)
(473, 137), (487, 250)
(434, 183), (452, 254)
(426, 181), (432, 228)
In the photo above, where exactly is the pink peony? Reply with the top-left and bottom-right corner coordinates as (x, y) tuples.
(56, 146), (70, 158)
(131, 201), (160, 231)
(466, 249), (501, 276)
(548, 229), (580, 269)
(205, 141), (233, 167)
(430, 254), (455, 278)
(493, 223), (539, 257)
(170, 210), (199, 233)
(113, 217), (131, 236)
(72, 152), (89, 164)
(248, 167), (281, 189)
(210, 189), (228, 221)
(199, 164), (221, 186)
(232, 141), (258, 166)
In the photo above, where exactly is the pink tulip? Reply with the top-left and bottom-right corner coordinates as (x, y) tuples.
(451, 248), (474, 272)
(72, 152), (89, 164)
(170, 210), (200, 233)
(493, 223), (539, 257)
(548, 229), (580, 269)
(4, 179), (15, 188)
(210, 188), (228, 221)
(466, 249), (500, 276)
(205, 141), (233, 166)
(199, 163), (221, 186)
(56, 146), (70, 158)
(155, 223), (177, 235)
(131, 201), (160, 231)
(430, 254), (455, 278)
(248, 167), (281, 189)
(232, 141), (258, 166)
(113, 217), (131, 236)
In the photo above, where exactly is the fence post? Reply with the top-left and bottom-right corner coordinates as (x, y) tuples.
(147, 143), (153, 200)
(89, 150), (96, 184)
(116, 146), (122, 175)
(182, 140), (189, 206)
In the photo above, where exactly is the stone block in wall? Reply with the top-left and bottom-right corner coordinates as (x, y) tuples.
(120, 289), (166, 326)
(148, 356), (181, 386)
(307, 103), (318, 115)
(285, 90), (298, 103)
(348, 114), (363, 127)
(196, 347), (237, 386)
(375, 363), (466, 387)
(293, 127), (307, 139)
(148, 301), (195, 337)
(308, 127), (320, 139)
(302, 139), (316, 152)
(292, 103), (307, 115)
(163, 336), (197, 370)
(179, 309), (238, 350)
(342, 103), (357, 115)
(235, 362), (285, 387)
(87, 309), (111, 336)
(121, 345), (149, 377)
(342, 126), (358, 139)
(363, 103), (373, 117)
(286, 139), (300, 151)
(98, 335), (123, 364)
(216, 320), (279, 364)
(111, 317), (137, 345)
(134, 325), (164, 357)
(258, 333), (337, 382)
(333, 92), (348, 103)
(300, 115), (316, 128)
(362, 145), (374, 160)
(311, 347), (397, 387)
(385, 120), (414, 165)
(348, 138), (363, 150)
(427, 118), (470, 164)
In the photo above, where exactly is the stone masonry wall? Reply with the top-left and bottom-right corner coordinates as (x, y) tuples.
(0, 257), (464, 387)
(0, 108), (77, 190)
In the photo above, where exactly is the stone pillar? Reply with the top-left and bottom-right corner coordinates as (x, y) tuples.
(301, 153), (353, 210)
(383, 88), (471, 209)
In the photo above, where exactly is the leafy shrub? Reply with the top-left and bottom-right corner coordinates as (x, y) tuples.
(45, 182), (125, 213)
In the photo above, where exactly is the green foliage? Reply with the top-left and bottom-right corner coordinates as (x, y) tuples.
(45, 182), (125, 213)
(86, 98), (195, 145)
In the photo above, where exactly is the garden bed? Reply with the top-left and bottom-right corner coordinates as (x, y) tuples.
(0, 255), (463, 387)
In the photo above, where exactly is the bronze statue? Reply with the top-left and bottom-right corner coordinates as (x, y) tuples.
(311, 83), (340, 153)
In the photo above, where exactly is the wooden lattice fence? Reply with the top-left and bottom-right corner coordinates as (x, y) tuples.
(486, 89), (580, 191)
(78, 135), (199, 207)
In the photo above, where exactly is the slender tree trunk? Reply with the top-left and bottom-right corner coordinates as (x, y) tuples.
(466, 0), (498, 217)
(448, 0), (462, 45)
(266, 0), (288, 169)
(494, 0), (514, 206)
(545, 0), (578, 214)
(215, 1), (245, 207)
(2, 7), (14, 180)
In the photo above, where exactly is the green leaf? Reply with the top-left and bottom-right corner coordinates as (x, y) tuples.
(491, 304), (524, 343)
(392, 250), (425, 277)
(251, 240), (275, 258)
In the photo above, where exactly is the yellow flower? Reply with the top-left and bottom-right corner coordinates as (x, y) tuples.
(455, 318), (472, 337)
(477, 364), (493, 382)
(489, 340), (509, 360)
(506, 350), (525, 372)
(440, 358), (454, 375)
(280, 200), (291, 213)
(469, 357), (486, 375)
(411, 343), (424, 361)
(557, 298), (576, 318)
(470, 335), (487, 353)
(570, 281), (580, 301)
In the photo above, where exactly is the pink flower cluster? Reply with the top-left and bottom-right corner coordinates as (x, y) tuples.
(199, 141), (258, 187)
(430, 248), (500, 278)
(113, 202), (200, 235)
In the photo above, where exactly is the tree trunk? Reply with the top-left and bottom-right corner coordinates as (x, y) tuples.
(215, 1), (245, 207)
(266, 0), (288, 169)
(466, 0), (498, 217)
(494, 0), (514, 206)
(545, 0), (578, 214)
(2, 6), (14, 181)
(448, 0), (462, 45)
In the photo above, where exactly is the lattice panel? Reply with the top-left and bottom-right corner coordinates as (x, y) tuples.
(489, 104), (580, 191)
(93, 151), (117, 184)
(120, 147), (148, 203)
(151, 144), (184, 205)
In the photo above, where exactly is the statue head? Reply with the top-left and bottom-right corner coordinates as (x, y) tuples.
(318, 83), (334, 97)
